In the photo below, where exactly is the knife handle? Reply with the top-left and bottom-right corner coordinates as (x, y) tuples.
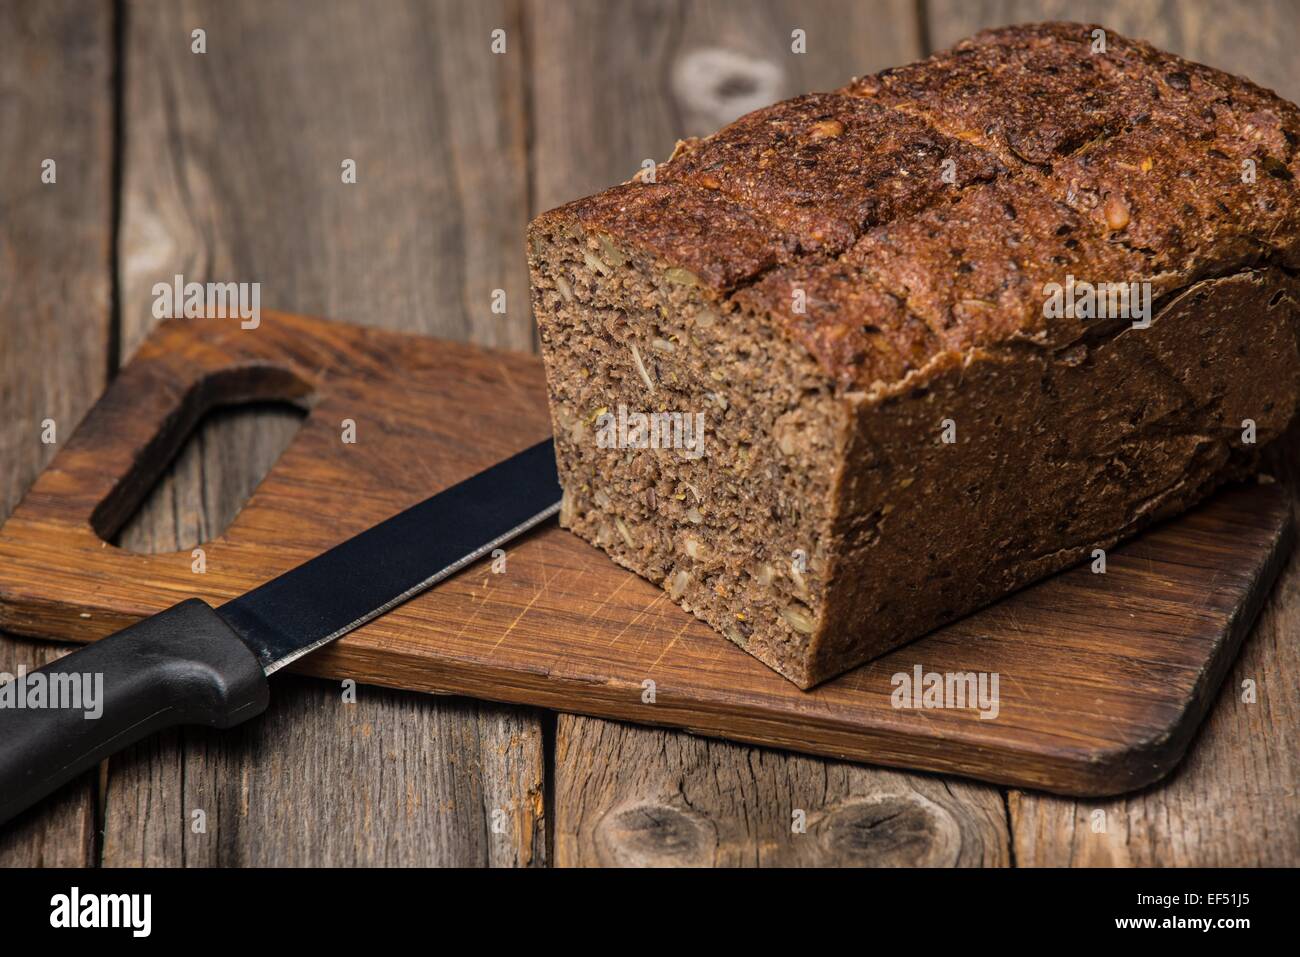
(0, 599), (270, 827)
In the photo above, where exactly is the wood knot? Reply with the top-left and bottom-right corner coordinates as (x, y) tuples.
(672, 47), (784, 132)
(595, 798), (717, 867)
(817, 793), (961, 866)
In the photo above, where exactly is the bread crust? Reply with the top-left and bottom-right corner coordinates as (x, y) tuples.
(535, 21), (1299, 391)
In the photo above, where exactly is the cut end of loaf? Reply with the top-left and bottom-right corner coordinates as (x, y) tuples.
(528, 215), (849, 687)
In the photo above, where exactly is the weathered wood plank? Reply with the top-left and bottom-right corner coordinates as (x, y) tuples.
(104, 0), (543, 866)
(927, 0), (1300, 866)
(118, 0), (533, 353)
(103, 676), (547, 867)
(532, 0), (1013, 865)
(1010, 573), (1300, 865)
(0, 0), (113, 865)
(529, 0), (924, 209)
(555, 718), (1009, 866)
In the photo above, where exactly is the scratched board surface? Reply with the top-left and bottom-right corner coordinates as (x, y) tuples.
(0, 311), (1289, 802)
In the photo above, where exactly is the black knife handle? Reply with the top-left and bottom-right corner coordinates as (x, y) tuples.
(0, 599), (270, 827)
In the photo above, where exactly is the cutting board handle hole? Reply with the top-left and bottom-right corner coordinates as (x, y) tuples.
(92, 365), (313, 552)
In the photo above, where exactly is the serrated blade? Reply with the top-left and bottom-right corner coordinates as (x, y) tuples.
(218, 438), (560, 673)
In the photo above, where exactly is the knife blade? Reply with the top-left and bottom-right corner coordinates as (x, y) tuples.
(0, 438), (560, 826)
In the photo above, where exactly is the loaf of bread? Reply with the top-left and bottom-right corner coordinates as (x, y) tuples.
(528, 22), (1300, 688)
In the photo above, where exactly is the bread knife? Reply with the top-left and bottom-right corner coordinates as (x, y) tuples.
(0, 438), (560, 826)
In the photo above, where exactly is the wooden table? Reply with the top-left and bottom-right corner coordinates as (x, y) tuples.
(2, 0), (1296, 867)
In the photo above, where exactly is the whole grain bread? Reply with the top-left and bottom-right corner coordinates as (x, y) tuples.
(528, 22), (1300, 688)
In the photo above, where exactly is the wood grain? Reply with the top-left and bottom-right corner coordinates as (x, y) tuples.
(0, 0), (113, 867)
(1010, 575), (1300, 865)
(98, 0), (544, 866)
(528, 0), (922, 210)
(554, 717), (1009, 866)
(101, 681), (545, 867)
(925, 0), (1300, 866)
(0, 311), (1287, 797)
(119, 0), (532, 353)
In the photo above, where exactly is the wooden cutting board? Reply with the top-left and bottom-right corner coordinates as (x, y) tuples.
(0, 311), (1290, 796)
